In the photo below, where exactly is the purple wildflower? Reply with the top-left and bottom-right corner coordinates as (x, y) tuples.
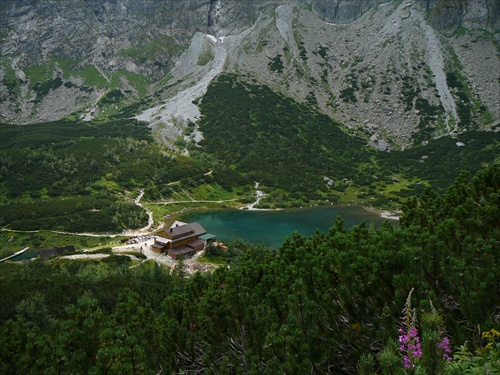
(438, 336), (452, 361)
(403, 355), (411, 369)
(399, 289), (422, 369)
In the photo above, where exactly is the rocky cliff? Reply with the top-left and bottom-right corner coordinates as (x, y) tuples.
(1, 0), (498, 148)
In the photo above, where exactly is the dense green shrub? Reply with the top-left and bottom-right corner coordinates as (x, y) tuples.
(33, 77), (63, 102)
(0, 197), (147, 232)
(446, 72), (463, 90)
(3, 73), (21, 93)
(340, 86), (358, 103)
(0, 167), (497, 373)
(99, 89), (124, 104)
(378, 130), (500, 191)
(401, 75), (419, 110)
(101, 254), (131, 266)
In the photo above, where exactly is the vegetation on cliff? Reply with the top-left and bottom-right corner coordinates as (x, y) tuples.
(197, 74), (500, 208)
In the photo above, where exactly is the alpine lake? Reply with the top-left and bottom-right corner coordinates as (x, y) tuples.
(178, 205), (399, 248)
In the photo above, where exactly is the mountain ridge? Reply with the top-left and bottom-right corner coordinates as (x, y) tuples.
(1, 0), (498, 148)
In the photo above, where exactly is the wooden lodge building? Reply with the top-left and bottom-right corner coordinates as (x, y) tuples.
(151, 221), (216, 260)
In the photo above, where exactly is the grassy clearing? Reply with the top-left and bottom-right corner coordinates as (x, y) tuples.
(1, 60), (21, 96)
(188, 183), (241, 201)
(73, 65), (108, 88)
(92, 177), (122, 194)
(336, 188), (359, 203)
(26, 58), (108, 89)
(45, 59), (103, 87)
(168, 189), (194, 202)
(24, 62), (54, 88)
(110, 70), (150, 97)
(93, 70), (151, 119)
(119, 36), (185, 61)
(197, 255), (227, 265)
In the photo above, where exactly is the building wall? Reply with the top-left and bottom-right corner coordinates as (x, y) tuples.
(151, 246), (164, 254)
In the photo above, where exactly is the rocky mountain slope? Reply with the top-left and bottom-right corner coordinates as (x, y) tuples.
(1, 0), (498, 149)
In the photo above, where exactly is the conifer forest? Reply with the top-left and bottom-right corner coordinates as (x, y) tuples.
(0, 166), (498, 374)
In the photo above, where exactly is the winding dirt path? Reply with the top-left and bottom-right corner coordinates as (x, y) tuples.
(123, 189), (154, 236)
(0, 247), (29, 263)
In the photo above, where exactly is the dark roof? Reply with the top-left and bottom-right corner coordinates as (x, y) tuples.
(167, 225), (193, 239)
(168, 222), (207, 242)
(199, 233), (217, 241)
(187, 240), (204, 250)
(38, 245), (75, 258)
(189, 222), (206, 236)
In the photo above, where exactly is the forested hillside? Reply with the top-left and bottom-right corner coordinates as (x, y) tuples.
(0, 120), (209, 233)
(1, 165), (498, 374)
(198, 74), (500, 208)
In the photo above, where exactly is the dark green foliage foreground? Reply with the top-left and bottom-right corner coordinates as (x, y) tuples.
(0, 166), (498, 374)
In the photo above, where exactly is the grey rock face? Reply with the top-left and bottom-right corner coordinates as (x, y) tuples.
(0, 0), (390, 66)
(368, 136), (392, 152)
(310, 0), (384, 23)
(1, 0), (209, 67)
(419, 0), (500, 36)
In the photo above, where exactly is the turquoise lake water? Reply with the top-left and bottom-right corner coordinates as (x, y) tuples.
(179, 205), (397, 248)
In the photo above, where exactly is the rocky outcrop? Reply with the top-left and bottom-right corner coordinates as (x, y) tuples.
(224, 0), (498, 147)
(368, 136), (392, 152)
(310, 0), (385, 23)
(0, 0), (394, 70)
(0, 0), (210, 69)
(419, 0), (500, 36)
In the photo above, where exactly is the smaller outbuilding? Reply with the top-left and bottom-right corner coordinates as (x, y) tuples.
(199, 233), (217, 246)
(38, 245), (75, 258)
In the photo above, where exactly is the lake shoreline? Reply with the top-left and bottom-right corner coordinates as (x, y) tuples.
(170, 202), (402, 224)
(176, 204), (398, 247)
(243, 203), (402, 221)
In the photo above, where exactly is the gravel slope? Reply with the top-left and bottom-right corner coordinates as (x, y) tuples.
(135, 33), (227, 150)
